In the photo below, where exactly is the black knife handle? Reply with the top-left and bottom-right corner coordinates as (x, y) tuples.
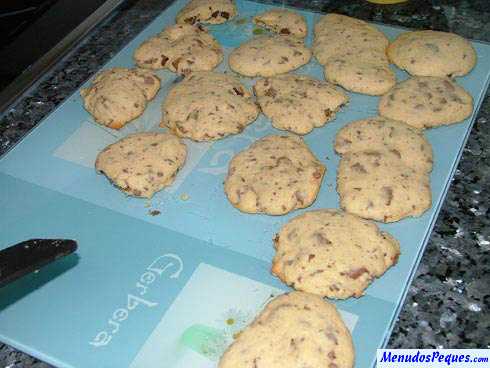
(0, 239), (78, 288)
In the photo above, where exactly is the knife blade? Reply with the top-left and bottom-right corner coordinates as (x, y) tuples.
(0, 239), (78, 288)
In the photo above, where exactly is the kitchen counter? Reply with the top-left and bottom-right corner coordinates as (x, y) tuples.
(1, 0), (489, 366)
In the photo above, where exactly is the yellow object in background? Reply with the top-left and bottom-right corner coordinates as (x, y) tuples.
(366, 0), (408, 4)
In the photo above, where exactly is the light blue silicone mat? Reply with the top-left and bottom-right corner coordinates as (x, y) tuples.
(0, 0), (489, 367)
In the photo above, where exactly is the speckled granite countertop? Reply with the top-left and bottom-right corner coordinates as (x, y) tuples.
(1, 0), (489, 366)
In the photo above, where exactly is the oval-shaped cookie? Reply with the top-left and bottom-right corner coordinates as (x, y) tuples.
(224, 135), (325, 215)
(324, 59), (396, 96)
(95, 132), (187, 198)
(253, 9), (307, 38)
(219, 291), (355, 368)
(387, 30), (477, 77)
(176, 0), (237, 25)
(337, 149), (432, 222)
(80, 67), (160, 129)
(254, 74), (348, 135)
(92, 67), (161, 100)
(379, 77), (473, 129)
(161, 71), (259, 141)
(134, 24), (223, 74)
(335, 116), (433, 173)
(272, 209), (400, 299)
(229, 35), (311, 77)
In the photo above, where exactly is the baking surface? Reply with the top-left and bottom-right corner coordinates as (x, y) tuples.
(0, 0), (490, 367)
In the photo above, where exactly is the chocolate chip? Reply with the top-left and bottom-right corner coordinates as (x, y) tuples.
(351, 162), (367, 173)
(184, 16), (197, 24)
(346, 267), (369, 279)
(280, 28), (291, 35)
(382, 186), (393, 206)
(312, 170), (323, 179)
(390, 149), (401, 159)
(264, 87), (277, 97)
(211, 10), (220, 17)
(295, 191), (305, 205)
(220, 11), (230, 19)
(325, 331), (338, 344)
(144, 76), (155, 84)
(233, 87), (244, 96)
(161, 55), (169, 66)
(172, 57), (182, 70)
(312, 232), (331, 246)
(443, 80), (455, 91)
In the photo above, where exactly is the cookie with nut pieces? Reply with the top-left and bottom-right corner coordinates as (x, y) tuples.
(337, 149), (432, 223)
(379, 77), (473, 129)
(335, 116), (433, 173)
(224, 135), (325, 215)
(387, 30), (477, 78)
(253, 9), (307, 38)
(254, 74), (348, 135)
(218, 291), (355, 368)
(95, 132), (187, 198)
(272, 209), (400, 299)
(229, 35), (311, 77)
(134, 23), (223, 74)
(161, 71), (259, 141)
(176, 0), (237, 25)
(80, 67), (160, 129)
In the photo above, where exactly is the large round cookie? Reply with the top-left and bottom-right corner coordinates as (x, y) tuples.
(228, 35), (311, 77)
(218, 291), (354, 368)
(272, 210), (400, 299)
(134, 24), (223, 74)
(387, 30), (477, 77)
(379, 77), (473, 129)
(313, 14), (389, 65)
(254, 74), (348, 135)
(81, 67), (160, 129)
(95, 132), (187, 198)
(224, 135), (325, 215)
(176, 0), (237, 25)
(335, 116), (433, 173)
(161, 71), (259, 141)
(337, 149), (432, 222)
(253, 9), (308, 38)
